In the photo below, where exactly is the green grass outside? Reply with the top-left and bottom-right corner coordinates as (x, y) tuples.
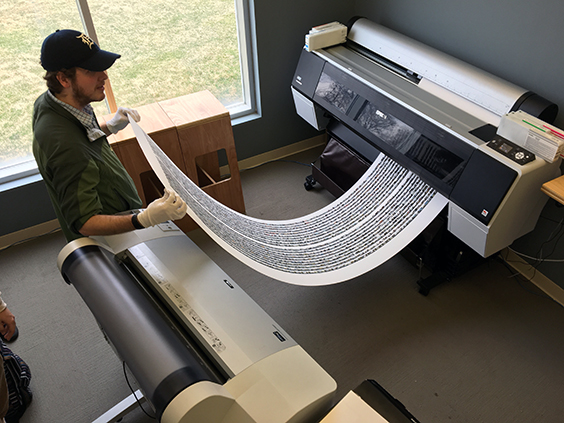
(0, 0), (242, 165)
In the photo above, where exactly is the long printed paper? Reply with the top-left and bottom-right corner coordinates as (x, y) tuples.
(130, 119), (447, 285)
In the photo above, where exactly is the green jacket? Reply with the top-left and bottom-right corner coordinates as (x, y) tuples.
(32, 91), (142, 241)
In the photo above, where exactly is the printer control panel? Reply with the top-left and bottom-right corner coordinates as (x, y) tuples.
(487, 136), (535, 165)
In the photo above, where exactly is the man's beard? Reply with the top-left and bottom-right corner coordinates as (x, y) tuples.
(72, 83), (104, 108)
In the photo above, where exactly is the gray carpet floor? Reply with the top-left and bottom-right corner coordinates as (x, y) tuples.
(1, 147), (564, 422)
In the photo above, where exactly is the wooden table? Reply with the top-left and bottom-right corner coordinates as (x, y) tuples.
(541, 174), (564, 205)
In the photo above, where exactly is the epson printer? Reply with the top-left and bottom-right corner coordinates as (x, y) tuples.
(58, 224), (336, 422)
(291, 17), (561, 260)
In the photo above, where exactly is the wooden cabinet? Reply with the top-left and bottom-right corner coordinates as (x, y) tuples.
(103, 90), (245, 232)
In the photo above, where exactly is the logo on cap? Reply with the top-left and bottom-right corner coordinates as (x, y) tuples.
(76, 33), (95, 49)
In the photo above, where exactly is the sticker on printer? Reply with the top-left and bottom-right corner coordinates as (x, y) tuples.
(481, 209), (489, 217)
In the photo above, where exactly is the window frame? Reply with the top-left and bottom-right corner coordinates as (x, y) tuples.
(0, 0), (260, 186)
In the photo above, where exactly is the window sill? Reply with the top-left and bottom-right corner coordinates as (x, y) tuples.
(0, 159), (41, 192)
(231, 110), (261, 126)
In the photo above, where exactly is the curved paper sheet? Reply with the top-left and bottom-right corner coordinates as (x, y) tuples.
(130, 118), (448, 286)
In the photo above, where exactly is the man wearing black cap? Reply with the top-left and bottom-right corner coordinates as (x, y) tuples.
(33, 30), (187, 242)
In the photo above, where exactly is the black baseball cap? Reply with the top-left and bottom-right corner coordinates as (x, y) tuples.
(40, 29), (121, 72)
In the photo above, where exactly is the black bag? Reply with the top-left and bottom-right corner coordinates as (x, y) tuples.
(0, 342), (32, 423)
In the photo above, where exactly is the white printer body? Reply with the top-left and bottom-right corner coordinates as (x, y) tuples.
(292, 17), (561, 257)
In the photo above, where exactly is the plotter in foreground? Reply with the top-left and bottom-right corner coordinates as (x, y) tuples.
(58, 225), (336, 422)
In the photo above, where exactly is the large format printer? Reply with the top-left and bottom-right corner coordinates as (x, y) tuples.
(58, 222), (336, 422)
(291, 17), (561, 261)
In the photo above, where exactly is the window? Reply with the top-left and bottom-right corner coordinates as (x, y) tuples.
(0, 0), (83, 184)
(0, 0), (257, 184)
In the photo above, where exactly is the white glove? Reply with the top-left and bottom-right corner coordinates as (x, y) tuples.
(106, 107), (141, 134)
(137, 189), (187, 228)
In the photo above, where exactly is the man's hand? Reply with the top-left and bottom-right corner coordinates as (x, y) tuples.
(0, 307), (16, 342)
(137, 189), (187, 228)
(106, 107), (141, 134)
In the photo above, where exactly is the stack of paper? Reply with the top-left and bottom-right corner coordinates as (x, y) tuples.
(497, 111), (564, 163)
(305, 22), (347, 52)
